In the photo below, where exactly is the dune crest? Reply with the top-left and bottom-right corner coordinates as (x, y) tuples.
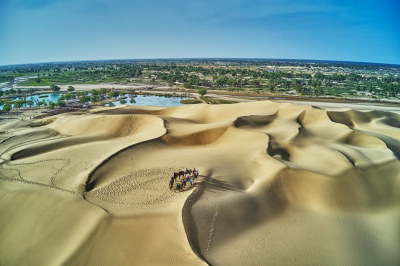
(1, 101), (399, 265)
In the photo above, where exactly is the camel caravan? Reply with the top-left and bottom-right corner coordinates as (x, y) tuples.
(169, 168), (199, 192)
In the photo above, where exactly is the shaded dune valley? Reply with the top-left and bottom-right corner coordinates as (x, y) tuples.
(1, 101), (400, 265)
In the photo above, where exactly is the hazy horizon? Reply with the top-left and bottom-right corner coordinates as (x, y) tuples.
(1, 57), (400, 68)
(1, 0), (399, 66)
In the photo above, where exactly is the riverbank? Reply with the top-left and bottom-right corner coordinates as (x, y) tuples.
(11, 82), (400, 105)
(2, 81), (400, 118)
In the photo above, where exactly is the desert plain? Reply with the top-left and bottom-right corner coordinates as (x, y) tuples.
(1, 100), (400, 265)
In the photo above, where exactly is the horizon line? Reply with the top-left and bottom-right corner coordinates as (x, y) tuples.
(1, 57), (399, 68)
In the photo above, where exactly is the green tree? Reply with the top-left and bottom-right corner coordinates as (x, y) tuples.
(91, 95), (99, 103)
(252, 79), (262, 88)
(35, 77), (41, 83)
(80, 95), (91, 103)
(13, 100), (24, 109)
(50, 85), (61, 92)
(3, 103), (11, 113)
(314, 87), (323, 96)
(108, 91), (119, 99)
(67, 86), (75, 92)
(167, 79), (174, 86)
(65, 93), (73, 100)
(57, 99), (66, 107)
(314, 72), (325, 80)
(183, 82), (192, 89)
(128, 89), (136, 96)
(198, 87), (207, 97)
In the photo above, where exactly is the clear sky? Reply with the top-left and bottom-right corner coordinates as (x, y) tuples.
(0, 0), (399, 66)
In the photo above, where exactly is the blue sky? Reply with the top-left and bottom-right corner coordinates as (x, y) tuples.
(0, 0), (399, 65)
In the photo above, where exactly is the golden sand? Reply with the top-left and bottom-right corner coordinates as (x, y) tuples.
(1, 101), (399, 265)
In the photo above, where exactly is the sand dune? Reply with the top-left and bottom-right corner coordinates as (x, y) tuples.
(1, 101), (399, 265)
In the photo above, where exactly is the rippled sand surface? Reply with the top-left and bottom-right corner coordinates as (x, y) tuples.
(1, 101), (399, 265)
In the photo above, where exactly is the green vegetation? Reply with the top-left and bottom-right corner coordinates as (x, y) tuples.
(3, 103), (12, 113)
(198, 88), (207, 97)
(80, 95), (91, 103)
(50, 84), (61, 92)
(57, 99), (66, 107)
(0, 75), (14, 83)
(1, 59), (399, 101)
(180, 99), (203, 104)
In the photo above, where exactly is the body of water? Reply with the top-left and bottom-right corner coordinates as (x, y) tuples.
(0, 93), (62, 109)
(109, 95), (189, 107)
(1, 93), (190, 109)
(14, 93), (62, 103)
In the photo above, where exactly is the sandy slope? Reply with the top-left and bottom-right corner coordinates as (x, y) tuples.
(0, 101), (400, 265)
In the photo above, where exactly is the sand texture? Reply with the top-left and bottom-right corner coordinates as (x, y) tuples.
(1, 101), (400, 265)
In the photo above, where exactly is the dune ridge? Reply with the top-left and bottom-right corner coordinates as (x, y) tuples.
(1, 101), (399, 265)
